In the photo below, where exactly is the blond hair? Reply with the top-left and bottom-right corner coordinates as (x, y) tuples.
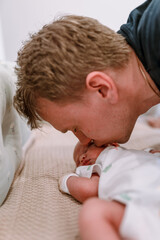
(14, 15), (130, 129)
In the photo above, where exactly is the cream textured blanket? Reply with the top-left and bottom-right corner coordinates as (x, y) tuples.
(0, 121), (160, 240)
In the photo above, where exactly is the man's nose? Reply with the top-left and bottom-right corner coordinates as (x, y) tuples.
(73, 130), (91, 145)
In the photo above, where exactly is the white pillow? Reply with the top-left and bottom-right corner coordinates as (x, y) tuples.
(0, 61), (22, 205)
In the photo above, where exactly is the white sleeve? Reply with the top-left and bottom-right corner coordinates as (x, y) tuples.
(58, 173), (79, 195)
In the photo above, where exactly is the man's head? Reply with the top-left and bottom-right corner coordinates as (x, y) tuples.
(14, 15), (130, 130)
(73, 141), (105, 167)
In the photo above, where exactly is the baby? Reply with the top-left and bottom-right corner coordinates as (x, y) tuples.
(59, 142), (160, 240)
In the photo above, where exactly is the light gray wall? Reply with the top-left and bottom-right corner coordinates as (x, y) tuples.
(0, 18), (5, 59)
(0, 0), (144, 61)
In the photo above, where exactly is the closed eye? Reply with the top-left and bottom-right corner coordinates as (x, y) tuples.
(73, 128), (77, 133)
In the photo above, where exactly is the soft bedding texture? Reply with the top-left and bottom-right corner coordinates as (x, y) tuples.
(0, 121), (160, 240)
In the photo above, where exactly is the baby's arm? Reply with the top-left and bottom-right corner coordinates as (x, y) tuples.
(67, 174), (99, 203)
(59, 174), (99, 203)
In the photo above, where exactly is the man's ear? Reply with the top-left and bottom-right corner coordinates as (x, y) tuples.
(86, 71), (118, 104)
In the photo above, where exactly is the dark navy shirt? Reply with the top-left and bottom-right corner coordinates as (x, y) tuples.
(118, 0), (160, 90)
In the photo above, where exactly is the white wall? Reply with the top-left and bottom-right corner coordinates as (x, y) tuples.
(0, 0), (144, 62)
(0, 18), (5, 60)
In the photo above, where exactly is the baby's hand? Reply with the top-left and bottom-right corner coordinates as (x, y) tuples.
(59, 173), (79, 194)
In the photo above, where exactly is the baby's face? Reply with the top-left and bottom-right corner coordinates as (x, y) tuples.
(73, 142), (105, 167)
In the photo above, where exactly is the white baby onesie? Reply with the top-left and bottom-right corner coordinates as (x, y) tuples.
(74, 145), (160, 240)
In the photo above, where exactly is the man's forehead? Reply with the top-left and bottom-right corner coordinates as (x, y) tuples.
(37, 97), (66, 117)
(36, 97), (77, 131)
(37, 97), (78, 111)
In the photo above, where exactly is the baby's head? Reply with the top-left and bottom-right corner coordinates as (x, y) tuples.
(73, 141), (105, 167)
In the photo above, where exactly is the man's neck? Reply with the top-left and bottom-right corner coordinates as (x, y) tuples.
(126, 49), (160, 115)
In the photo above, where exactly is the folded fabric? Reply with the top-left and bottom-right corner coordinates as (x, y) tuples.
(0, 61), (22, 205)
